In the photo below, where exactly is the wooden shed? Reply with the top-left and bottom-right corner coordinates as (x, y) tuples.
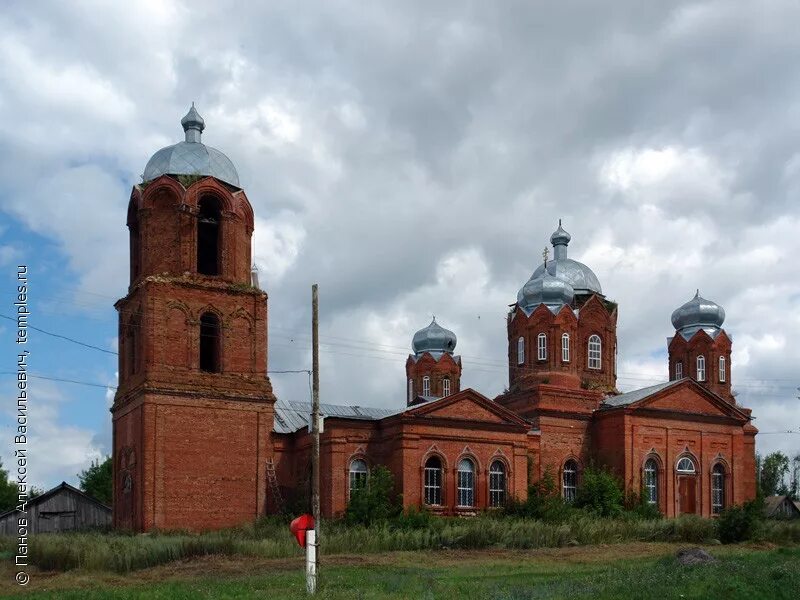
(762, 495), (800, 519)
(0, 482), (111, 535)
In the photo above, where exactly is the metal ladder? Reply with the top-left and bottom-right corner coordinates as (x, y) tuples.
(266, 456), (284, 513)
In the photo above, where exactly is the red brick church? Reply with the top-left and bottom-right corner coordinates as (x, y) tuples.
(112, 108), (757, 531)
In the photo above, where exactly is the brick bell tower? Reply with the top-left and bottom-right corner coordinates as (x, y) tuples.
(668, 290), (733, 402)
(112, 105), (276, 531)
(405, 318), (461, 405)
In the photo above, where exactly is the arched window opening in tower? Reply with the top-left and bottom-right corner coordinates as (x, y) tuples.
(407, 379), (414, 403)
(457, 458), (475, 507)
(562, 460), (578, 502)
(517, 336), (525, 365)
(128, 201), (141, 281)
(200, 312), (222, 373)
(349, 459), (368, 497)
(424, 456), (442, 506)
(422, 376), (431, 396)
(719, 356), (726, 383)
(711, 463), (725, 514)
(696, 355), (706, 381)
(588, 335), (602, 370)
(675, 361), (683, 380)
(561, 333), (570, 362)
(197, 197), (222, 275)
(489, 460), (506, 507)
(442, 377), (451, 397)
(644, 458), (659, 506)
(537, 333), (547, 361)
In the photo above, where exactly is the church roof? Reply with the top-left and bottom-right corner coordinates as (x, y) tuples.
(601, 379), (682, 407)
(273, 398), (401, 434)
(142, 105), (240, 188)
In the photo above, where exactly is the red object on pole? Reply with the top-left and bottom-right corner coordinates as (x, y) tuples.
(290, 514), (315, 547)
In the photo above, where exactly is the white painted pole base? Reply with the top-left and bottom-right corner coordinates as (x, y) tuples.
(306, 530), (317, 594)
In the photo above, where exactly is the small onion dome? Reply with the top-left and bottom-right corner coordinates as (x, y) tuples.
(517, 264), (575, 312)
(550, 219), (571, 246)
(412, 318), (457, 354)
(671, 290), (726, 339)
(142, 104), (240, 188)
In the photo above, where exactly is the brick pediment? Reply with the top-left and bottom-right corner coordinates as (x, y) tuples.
(628, 379), (748, 421)
(404, 388), (529, 428)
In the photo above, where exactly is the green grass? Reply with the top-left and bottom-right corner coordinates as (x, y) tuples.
(3, 515), (798, 574)
(3, 546), (799, 599)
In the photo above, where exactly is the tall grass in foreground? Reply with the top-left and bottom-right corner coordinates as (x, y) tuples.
(3, 515), (798, 574)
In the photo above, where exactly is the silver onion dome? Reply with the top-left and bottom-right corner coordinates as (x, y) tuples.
(671, 290), (726, 339)
(142, 104), (240, 188)
(412, 318), (457, 355)
(518, 265), (575, 312)
(528, 221), (602, 295)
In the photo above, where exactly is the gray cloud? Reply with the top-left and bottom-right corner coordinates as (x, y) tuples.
(1, 0), (798, 467)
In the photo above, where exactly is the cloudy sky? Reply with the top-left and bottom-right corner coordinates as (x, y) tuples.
(0, 0), (798, 488)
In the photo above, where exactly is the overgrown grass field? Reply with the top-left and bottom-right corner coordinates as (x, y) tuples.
(2, 543), (798, 599)
(2, 514), (799, 574)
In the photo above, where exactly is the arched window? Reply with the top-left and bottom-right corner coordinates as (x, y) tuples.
(676, 456), (696, 474)
(711, 463), (725, 514)
(424, 456), (442, 506)
(696, 355), (706, 381)
(349, 459), (368, 497)
(422, 376), (431, 397)
(644, 458), (659, 506)
(197, 197), (222, 275)
(442, 377), (451, 397)
(517, 336), (525, 365)
(128, 201), (141, 281)
(675, 361), (683, 380)
(562, 459), (578, 502)
(199, 312), (221, 373)
(489, 460), (506, 507)
(561, 333), (570, 362)
(588, 335), (602, 370)
(457, 458), (475, 507)
(719, 356), (726, 383)
(537, 333), (547, 360)
(408, 379), (414, 403)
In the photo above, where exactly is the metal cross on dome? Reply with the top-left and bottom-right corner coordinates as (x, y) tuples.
(542, 246), (549, 266)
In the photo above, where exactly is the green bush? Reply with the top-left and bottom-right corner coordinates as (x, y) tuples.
(574, 465), (624, 517)
(344, 466), (401, 526)
(717, 500), (762, 543)
(502, 470), (577, 522)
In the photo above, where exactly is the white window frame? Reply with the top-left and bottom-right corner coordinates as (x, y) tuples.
(675, 361), (683, 380)
(711, 463), (725, 515)
(408, 378), (414, 403)
(562, 460), (578, 502)
(561, 333), (570, 362)
(443, 377), (451, 397)
(423, 456), (442, 506)
(517, 336), (525, 365)
(696, 355), (706, 381)
(537, 333), (547, 361)
(488, 460), (506, 508)
(348, 459), (368, 498)
(588, 335), (602, 370)
(676, 456), (696, 474)
(644, 458), (658, 506)
(719, 356), (726, 383)
(457, 458), (475, 508)
(422, 376), (431, 396)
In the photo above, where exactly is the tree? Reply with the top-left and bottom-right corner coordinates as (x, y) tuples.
(0, 459), (18, 513)
(789, 453), (800, 501)
(759, 451), (790, 497)
(574, 465), (624, 517)
(78, 456), (113, 506)
(345, 466), (401, 526)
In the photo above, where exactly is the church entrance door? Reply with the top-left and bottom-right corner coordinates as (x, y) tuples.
(678, 477), (697, 515)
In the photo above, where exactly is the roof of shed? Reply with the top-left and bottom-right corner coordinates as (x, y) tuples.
(0, 481), (110, 520)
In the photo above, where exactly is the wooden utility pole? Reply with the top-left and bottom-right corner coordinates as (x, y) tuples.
(309, 283), (321, 594)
